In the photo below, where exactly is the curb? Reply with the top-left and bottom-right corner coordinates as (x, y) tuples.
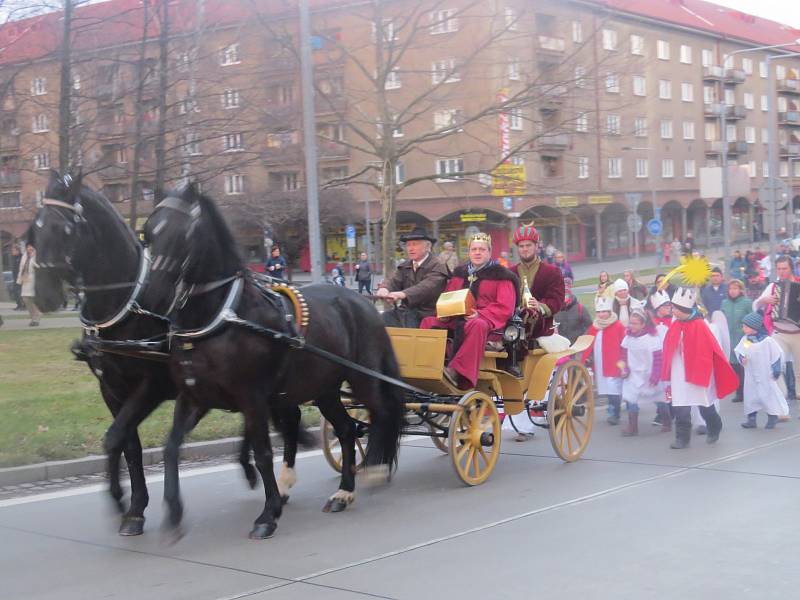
(0, 430), (312, 487)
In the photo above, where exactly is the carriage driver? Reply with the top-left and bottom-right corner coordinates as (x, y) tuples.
(421, 233), (518, 389)
(510, 222), (565, 345)
(376, 227), (450, 328)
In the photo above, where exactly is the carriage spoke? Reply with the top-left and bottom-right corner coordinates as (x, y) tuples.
(465, 447), (476, 478)
(564, 419), (574, 455)
(478, 446), (490, 467)
(572, 384), (588, 404)
(456, 439), (471, 463)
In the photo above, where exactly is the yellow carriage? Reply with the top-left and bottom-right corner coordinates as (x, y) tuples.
(321, 325), (595, 487)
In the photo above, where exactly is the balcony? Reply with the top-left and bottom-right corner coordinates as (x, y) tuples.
(539, 85), (568, 112)
(703, 65), (724, 81)
(724, 69), (746, 84)
(0, 133), (19, 151)
(318, 139), (350, 160)
(315, 94), (347, 115)
(780, 143), (800, 156)
(779, 111), (800, 125)
(705, 141), (748, 156)
(97, 163), (128, 180)
(778, 79), (800, 94)
(0, 169), (20, 187)
(703, 103), (723, 117)
(97, 121), (127, 138)
(536, 133), (570, 153)
(537, 35), (565, 53)
(264, 103), (301, 128)
(263, 144), (303, 165)
(96, 81), (121, 101)
(725, 104), (746, 120)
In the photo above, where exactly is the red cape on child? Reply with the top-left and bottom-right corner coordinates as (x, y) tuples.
(660, 316), (739, 398)
(583, 321), (626, 377)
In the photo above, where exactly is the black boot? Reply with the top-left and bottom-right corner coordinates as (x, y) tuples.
(606, 395), (621, 426)
(741, 412), (757, 429)
(670, 421), (691, 449)
(700, 405), (723, 444)
(657, 403), (672, 433)
(765, 414), (779, 429)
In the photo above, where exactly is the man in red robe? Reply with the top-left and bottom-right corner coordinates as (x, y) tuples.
(421, 233), (518, 389)
(509, 222), (564, 343)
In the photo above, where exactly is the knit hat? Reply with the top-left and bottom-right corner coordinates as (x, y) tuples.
(612, 279), (629, 294)
(742, 311), (765, 332)
(650, 290), (671, 310)
(671, 287), (697, 310)
(595, 296), (614, 312)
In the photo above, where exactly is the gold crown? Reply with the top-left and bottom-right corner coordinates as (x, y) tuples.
(469, 232), (492, 248)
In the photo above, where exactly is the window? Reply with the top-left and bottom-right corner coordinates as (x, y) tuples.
(72, 74), (81, 90)
(657, 40), (670, 60)
(762, 128), (769, 143)
(220, 43), (240, 66)
(115, 146), (127, 164)
(394, 162), (406, 184)
(724, 55), (734, 69)
(385, 68), (401, 90)
(681, 82), (694, 102)
(630, 34), (644, 56)
(705, 122), (716, 141)
(761, 95), (769, 111)
(660, 119), (673, 139)
(577, 156), (588, 179)
(760, 61), (768, 78)
(662, 159), (674, 178)
(510, 108), (524, 131)
(575, 112), (588, 132)
(508, 59), (520, 81)
(32, 114), (48, 133)
(430, 9), (458, 34)
(504, 7), (517, 30)
(703, 85), (715, 105)
(182, 131), (200, 155)
(684, 159), (696, 178)
(511, 155), (525, 166)
(433, 109), (463, 131)
(607, 157), (621, 178)
(225, 174), (244, 195)
(683, 121), (695, 140)
(659, 79), (671, 100)
(602, 29), (617, 51)
(436, 157), (464, 181)
(431, 58), (460, 84)
(702, 49), (714, 67)
(762, 162), (769, 177)
(574, 65), (586, 88)
(606, 114), (621, 135)
(634, 117), (647, 137)
(33, 152), (50, 170)
(744, 92), (754, 110)
(632, 75), (646, 96)
(778, 96), (788, 112)
(0, 192), (21, 208)
(176, 50), (195, 72)
(372, 19), (398, 43)
(726, 124), (737, 141)
(742, 58), (753, 75)
(635, 158), (648, 178)
(680, 45), (692, 64)
(223, 132), (244, 152)
(777, 64), (787, 80)
(781, 161), (790, 177)
(31, 77), (46, 95)
(606, 72), (620, 93)
(222, 89), (240, 109)
(745, 126), (756, 144)
(724, 89), (735, 106)
(572, 21), (583, 44)
(278, 84), (294, 104)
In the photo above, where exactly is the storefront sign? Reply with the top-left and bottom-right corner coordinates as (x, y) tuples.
(587, 194), (614, 205)
(460, 213), (488, 222)
(490, 163), (526, 196)
(555, 195), (579, 208)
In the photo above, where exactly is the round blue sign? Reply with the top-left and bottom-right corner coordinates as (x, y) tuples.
(345, 225), (356, 239)
(647, 219), (663, 236)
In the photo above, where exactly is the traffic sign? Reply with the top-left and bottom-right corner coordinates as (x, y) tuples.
(758, 178), (790, 205)
(624, 192), (642, 207)
(647, 218), (663, 236)
(502, 196), (513, 211)
(627, 214), (643, 232)
(345, 224), (356, 248)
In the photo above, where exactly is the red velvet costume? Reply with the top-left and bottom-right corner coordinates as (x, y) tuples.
(421, 264), (518, 388)
(510, 261), (565, 339)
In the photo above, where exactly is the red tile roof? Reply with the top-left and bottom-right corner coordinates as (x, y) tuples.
(0, 0), (797, 68)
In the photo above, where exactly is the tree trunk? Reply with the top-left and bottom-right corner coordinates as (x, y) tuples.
(128, 0), (150, 227)
(381, 161), (397, 278)
(57, 0), (73, 172)
(154, 0), (170, 200)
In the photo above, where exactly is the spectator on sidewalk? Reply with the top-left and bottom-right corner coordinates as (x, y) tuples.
(438, 241), (459, 273)
(17, 243), (40, 327)
(354, 252), (372, 295)
(700, 267), (728, 315)
(721, 279), (751, 403)
(265, 246), (287, 281)
(11, 242), (23, 310)
(553, 251), (573, 280)
(554, 278), (592, 344)
(597, 271), (613, 298)
(671, 238), (682, 265)
(730, 251), (747, 281)
(623, 270), (648, 301)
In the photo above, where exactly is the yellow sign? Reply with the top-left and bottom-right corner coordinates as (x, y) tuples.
(491, 164), (526, 196)
(587, 194), (614, 205)
(555, 195), (579, 208)
(460, 213), (487, 222)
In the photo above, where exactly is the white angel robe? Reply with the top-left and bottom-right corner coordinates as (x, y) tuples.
(621, 333), (663, 405)
(735, 336), (790, 417)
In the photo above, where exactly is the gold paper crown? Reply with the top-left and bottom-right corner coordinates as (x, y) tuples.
(469, 232), (492, 248)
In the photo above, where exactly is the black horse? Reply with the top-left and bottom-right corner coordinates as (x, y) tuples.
(141, 184), (404, 539)
(31, 171), (317, 539)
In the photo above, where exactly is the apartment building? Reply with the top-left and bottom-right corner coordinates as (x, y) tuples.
(0, 0), (799, 271)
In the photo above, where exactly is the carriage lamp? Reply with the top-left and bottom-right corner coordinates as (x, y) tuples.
(504, 312), (524, 343)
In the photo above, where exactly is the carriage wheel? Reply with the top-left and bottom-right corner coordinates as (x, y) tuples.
(320, 408), (369, 473)
(547, 359), (594, 462)
(448, 391), (501, 486)
(427, 413), (450, 454)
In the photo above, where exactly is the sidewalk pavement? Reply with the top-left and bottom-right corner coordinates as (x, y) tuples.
(0, 303), (81, 331)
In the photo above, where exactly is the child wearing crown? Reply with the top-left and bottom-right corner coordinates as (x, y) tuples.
(583, 295), (626, 425)
(735, 311), (789, 429)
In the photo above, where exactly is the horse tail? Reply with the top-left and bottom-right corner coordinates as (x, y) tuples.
(364, 342), (405, 472)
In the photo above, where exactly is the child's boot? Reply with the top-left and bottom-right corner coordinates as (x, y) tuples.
(765, 414), (778, 429)
(657, 403), (672, 433)
(741, 412), (757, 429)
(622, 410), (639, 436)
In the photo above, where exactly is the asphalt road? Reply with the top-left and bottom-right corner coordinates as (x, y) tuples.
(1, 400), (797, 600)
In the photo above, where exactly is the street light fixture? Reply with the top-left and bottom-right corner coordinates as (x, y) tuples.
(720, 40), (800, 275)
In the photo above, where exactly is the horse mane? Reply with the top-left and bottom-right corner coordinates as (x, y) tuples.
(194, 189), (243, 270)
(77, 185), (139, 249)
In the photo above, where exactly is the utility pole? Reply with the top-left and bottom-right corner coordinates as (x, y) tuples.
(299, 0), (323, 283)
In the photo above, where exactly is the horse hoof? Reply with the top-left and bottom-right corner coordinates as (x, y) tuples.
(322, 499), (348, 513)
(118, 516), (145, 536)
(280, 494), (290, 505)
(249, 522), (277, 539)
